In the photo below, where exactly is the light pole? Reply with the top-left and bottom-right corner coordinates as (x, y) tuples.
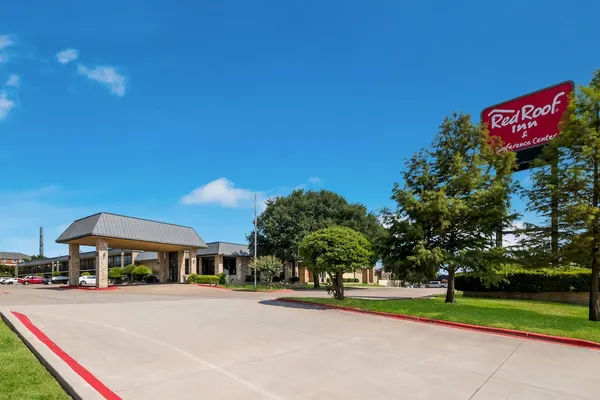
(254, 193), (258, 288)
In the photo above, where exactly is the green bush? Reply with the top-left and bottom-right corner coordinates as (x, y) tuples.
(186, 274), (220, 285)
(218, 272), (226, 285)
(132, 265), (152, 280)
(343, 278), (360, 283)
(121, 264), (136, 279)
(455, 268), (591, 293)
(108, 267), (123, 279)
(52, 271), (62, 277)
(80, 272), (91, 276)
(289, 276), (300, 284)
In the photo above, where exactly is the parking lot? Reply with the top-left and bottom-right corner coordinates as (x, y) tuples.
(1, 284), (599, 399)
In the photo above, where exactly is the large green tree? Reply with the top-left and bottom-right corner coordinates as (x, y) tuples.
(299, 226), (373, 299)
(381, 113), (517, 302)
(519, 70), (600, 321)
(248, 189), (384, 288)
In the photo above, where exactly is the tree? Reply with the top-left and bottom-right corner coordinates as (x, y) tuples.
(299, 226), (373, 299)
(132, 265), (152, 281)
(520, 70), (600, 321)
(248, 189), (385, 288)
(251, 256), (284, 288)
(381, 113), (517, 303)
(25, 254), (46, 261)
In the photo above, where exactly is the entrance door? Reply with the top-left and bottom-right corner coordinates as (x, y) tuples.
(168, 252), (178, 282)
(202, 257), (215, 275)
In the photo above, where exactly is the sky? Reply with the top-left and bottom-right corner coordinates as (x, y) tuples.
(1, 0), (599, 257)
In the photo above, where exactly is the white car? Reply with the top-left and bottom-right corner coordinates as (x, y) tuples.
(426, 281), (444, 288)
(79, 275), (97, 286)
(1, 277), (20, 285)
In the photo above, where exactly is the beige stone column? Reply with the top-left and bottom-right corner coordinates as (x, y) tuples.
(96, 239), (109, 288)
(121, 251), (125, 268)
(235, 257), (245, 283)
(157, 252), (168, 283)
(189, 249), (197, 275)
(214, 255), (223, 275)
(177, 250), (186, 283)
(68, 243), (80, 286)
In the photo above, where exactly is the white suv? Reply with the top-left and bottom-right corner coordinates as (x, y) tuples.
(426, 281), (443, 288)
(79, 275), (97, 286)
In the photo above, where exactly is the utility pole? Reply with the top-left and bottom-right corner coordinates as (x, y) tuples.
(254, 193), (258, 289)
(39, 227), (44, 257)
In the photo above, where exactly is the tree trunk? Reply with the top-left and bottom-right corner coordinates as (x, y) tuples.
(445, 269), (456, 303)
(313, 271), (320, 288)
(334, 273), (344, 300)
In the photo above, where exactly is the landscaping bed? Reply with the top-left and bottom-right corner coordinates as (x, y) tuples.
(0, 320), (70, 399)
(292, 295), (600, 343)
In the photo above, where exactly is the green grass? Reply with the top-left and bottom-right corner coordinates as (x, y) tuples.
(0, 320), (70, 400)
(297, 295), (600, 343)
(228, 284), (289, 291)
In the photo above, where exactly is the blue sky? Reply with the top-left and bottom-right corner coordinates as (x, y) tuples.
(1, 1), (599, 256)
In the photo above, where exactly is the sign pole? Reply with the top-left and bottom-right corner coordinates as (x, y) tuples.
(551, 156), (559, 265)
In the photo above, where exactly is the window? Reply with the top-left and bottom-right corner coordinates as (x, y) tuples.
(123, 255), (132, 266)
(114, 255), (121, 267)
(185, 259), (190, 275)
(223, 257), (237, 276)
(108, 256), (114, 268)
(201, 258), (215, 275)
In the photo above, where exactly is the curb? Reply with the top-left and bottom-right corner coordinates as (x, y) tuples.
(61, 286), (119, 291)
(196, 284), (293, 293)
(0, 308), (117, 399)
(275, 298), (600, 351)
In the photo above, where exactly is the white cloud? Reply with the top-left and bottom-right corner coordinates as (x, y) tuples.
(0, 34), (14, 50)
(5, 74), (19, 88)
(308, 177), (321, 185)
(0, 91), (15, 121)
(181, 178), (256, 208)
(56, 48), (79, 65)
(77, 64), (126, 97)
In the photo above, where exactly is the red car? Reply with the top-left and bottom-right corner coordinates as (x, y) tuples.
(19, 276), (45, 285)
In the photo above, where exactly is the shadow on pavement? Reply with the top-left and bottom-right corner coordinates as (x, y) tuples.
(259, 299), (329, 310)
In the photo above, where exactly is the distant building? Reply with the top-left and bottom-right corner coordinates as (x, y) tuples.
(0, 252), (29, 267)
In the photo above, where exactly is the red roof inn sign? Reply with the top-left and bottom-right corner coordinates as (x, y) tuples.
(482, 81), (574, 167)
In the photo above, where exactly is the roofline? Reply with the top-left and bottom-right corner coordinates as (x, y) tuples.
(56, 233), (207, 249)
(205, 241), (249, 246)
(66, 212), (198, 231)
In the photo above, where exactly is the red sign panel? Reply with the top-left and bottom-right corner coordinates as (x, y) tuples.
(482, 81), (574, 156)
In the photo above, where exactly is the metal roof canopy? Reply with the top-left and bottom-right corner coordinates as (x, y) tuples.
(56, 213), (207, 252)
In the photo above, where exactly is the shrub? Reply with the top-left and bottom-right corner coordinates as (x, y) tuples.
(81, 272), (91, 276)
(108, 267), (123, 280)
(143, 274), (159, 283)
(289, 276), (300, 284)
(455, 268), (591, 293)
(186, 274), (220, 285)
(343, 278), (360, 283)
(52, 271), (62, 277)
(218, 272), (226, 285)
(121, 264), (136, 279)
(132, 265), (152, 281)
(272, 276), (282, 283)
(35, 273), (44, 277)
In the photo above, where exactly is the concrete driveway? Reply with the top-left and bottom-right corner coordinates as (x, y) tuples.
(1, 284), (599, 399)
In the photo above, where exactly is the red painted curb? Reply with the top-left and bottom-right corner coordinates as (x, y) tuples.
(61, 286), (119, 291)
(11, 311), (121, 400)
(276, 298), (600, 350)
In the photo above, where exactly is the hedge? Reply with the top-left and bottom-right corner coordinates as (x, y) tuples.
(186, 274), (220, 285)
(132, 265), (152, 279)
(455, 268), (591, 293)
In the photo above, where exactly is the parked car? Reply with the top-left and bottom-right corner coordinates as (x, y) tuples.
(44, 276), (70, 285)
(426, 281), (443, 288)
(2, 277), (20, 285)
(19, 276), (46, 285)
(79, 275), (97, 286)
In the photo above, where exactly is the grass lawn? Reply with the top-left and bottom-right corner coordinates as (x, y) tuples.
(0, 320), (70, 400)
(297, 295), (600, 343)
(228, 284), (290, 291)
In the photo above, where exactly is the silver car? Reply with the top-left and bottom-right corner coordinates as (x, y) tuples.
(79, 275), (97, 286)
